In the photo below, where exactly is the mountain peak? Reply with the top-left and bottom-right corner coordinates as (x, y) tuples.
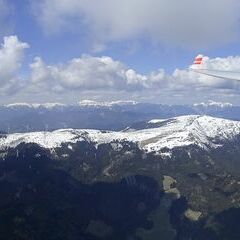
(77, 100), (138, 107)
(193, 100), (233, 108)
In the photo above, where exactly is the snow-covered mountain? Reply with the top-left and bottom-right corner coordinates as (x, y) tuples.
(3, 102), (67, 109)
(193, 100), (233, 108)
(1, 115), (240, 156)
(77, 100), (138, 107)
(1, 114), (240, 240)
(1, 100), (240, 133)
(2, 100), (138, 109)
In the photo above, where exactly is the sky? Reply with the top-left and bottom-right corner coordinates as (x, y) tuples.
(1, 0), (240, 104)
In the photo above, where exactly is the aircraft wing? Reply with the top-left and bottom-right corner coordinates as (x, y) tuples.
(190, 55), (240, 81)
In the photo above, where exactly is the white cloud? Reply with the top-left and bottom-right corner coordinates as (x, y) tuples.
(29, 55), (166, 91)
(31, 0), (240, 49)
(0, 36), (240, 104)
(25, 53), (240, 105)
(202, 56), (240, 72)
(188, 55), (240, 88)
(0, 36), (29, 94)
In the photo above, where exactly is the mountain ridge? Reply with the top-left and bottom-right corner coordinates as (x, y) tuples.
(1, 115), (240, 239)
(2, 100), (240, 133)
(1, 115), (240, 157)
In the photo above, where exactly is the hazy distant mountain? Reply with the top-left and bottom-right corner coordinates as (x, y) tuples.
(0, 115), (240, 239)
(1, 100), (240, 133)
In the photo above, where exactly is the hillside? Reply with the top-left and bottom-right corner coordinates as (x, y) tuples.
(0, 115), (240, 239)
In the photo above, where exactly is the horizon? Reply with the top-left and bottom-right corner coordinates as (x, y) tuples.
(0, 99), (238, 107)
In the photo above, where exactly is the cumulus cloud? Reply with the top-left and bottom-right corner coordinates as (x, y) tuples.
(152, 55), (240, 92)
(0, 36), (29, 94)
(31, 0), (240, 49)
(188, 55), (240, 88)
(29, 55), (166, 91)
(1, 35), (240, 104)
(24, 53), (240, 105)
(200, 55), (240, 72)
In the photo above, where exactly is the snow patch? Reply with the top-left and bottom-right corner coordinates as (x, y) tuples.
(148, 119), (166, 124)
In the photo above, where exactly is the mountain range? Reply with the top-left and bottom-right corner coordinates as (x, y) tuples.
(0, 114), (240, 239)
(1, 100), (240, 133)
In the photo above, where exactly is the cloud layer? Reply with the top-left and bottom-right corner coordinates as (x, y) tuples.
(0, 36), (29, 94)
(31, 0), (240, 49)
(2, 35), (240, 104)
(30, 54), (240, 93)
(29, 55), (165, 92)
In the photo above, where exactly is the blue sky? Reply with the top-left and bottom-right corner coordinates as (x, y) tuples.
(13, 0), (192, 73)
(12, 0), (239, 73)
(1, 0), (240, 104)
